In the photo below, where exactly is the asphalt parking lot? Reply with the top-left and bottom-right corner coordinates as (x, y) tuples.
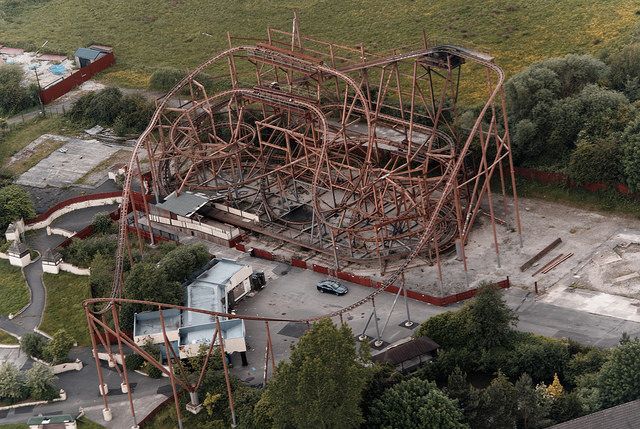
(230, 263), (447, 384)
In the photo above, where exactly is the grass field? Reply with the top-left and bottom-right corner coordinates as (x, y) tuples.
(41, 272), (92, 346)
(0, 1), (638, 92)
(0, 260), (30, 316)
(0, 328), (18, 345)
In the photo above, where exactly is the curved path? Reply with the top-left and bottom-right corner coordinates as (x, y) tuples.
(0, 204), (118, 338)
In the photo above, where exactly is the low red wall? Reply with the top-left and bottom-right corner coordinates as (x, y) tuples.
(248, 246), (509, 306)
(291, 258), (307, 269)
(26, 191), (122, 225)
(514, 167), (635, 197)
(40, 52), (116, 104)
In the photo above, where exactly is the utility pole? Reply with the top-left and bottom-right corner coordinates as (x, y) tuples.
(33, 68), (46, 117)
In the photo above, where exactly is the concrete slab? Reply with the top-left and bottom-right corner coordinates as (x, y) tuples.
(16, 138), (120, 188)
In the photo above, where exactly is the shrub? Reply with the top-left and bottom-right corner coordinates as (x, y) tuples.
(568, 137), (623, 184)
(92, 213), (116, 235)
(25, 363), (58, 401)
(0, 362), (27, 403)
(20, 332), (47, 359)
(0, 65), (38, 115)
(148, 67), (185, 92)
(146, 363), (163, 379)
(61, 235), (118, 267)
(124, 354), (145, 371)
(0, 184), (36, 233)
(43, 329), (75, 364)
(112, 94), (154, 136)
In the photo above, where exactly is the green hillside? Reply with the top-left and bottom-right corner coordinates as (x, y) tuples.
(0, 0), (638, 91)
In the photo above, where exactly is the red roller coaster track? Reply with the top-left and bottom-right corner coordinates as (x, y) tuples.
(84, 19), (522, 428)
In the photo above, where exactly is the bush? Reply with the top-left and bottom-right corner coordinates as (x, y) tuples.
(67, 87), (154, 136)
(43, 329), (75, 364)
(568, 137), (622, 184)
(26, 363), (58, 401)
(20, 333), (47, 359)
(0, 65), (39, 115)
(92, 213), (116, 235)
(148, 67), (185, 92)
(0, 184), (36, 233)
(0, 362), (27, 403)
(146, 364), (163, 379)
(61, 235), (118, 267)
(124, 353), (145, 371)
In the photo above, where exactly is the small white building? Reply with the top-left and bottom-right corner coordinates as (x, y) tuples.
(42, 249), (63, 274)
(8, 240), (30, 267)
(133, 258), (253, 363)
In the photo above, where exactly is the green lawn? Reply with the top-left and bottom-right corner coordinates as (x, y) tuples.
(0, 0), (637, 93)
(41, 272), (92, 346)
(0, 260), (29, 316)
(0, 328), (18, 345)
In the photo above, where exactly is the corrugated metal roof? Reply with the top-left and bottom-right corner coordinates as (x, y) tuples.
(155, 191), (210, 217)
(371, 336), (439, 365)
(74, 47), (103, 60)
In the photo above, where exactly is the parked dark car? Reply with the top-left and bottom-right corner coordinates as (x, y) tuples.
(316, 279), (348, 296)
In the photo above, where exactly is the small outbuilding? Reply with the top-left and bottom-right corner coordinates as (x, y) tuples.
(372, 336), (439, 373)
(8, 240), (30, 267)
(73, 47), (107, 68)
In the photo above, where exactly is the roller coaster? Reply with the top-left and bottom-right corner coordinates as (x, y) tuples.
(83, 18), (522, 428)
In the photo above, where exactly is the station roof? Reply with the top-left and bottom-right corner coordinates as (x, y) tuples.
(155, 191), (210, 217)
(549, 399), (640, 429)
(372, 336), (439, 366)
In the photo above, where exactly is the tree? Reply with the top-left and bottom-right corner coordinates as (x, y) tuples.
(368, 377), (468, 429)
(26, 363), (57, 400)
(0, 184), (35, 232)
(112, 94), (154, 136)
(473, 372), (517, 429)
(445, 367), (480, 424)
(158, 243), (211, 283)
(621, 116), (640, 191)
(568, 136), (622, 184)
(0, 362), (26, 402)
(606, 43), (640, 101)
(92, 213), (115, 235)
(20, 332), (47, 359)
(596, 339), (640, 407)
(43, 329), (75, 364)
(258, 319), (370, 428)
(467, 284), (517, 350)
(565, 348), (609, 387)
(90, 252), (115, 298)
(121, 263), (183, 330)
(515, 373), (551, 429)
(0, 65), (38, 115)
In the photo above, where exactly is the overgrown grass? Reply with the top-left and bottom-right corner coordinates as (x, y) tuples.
(41, 272), (92, 346)
(0, 328), (18, 345)
(516, 178), (640, 219)
(0, 260), (30, 316)
(0, 0), (637, 92)
(0, 424), (28, 429)
(0, 116), (79, 169)
(5, 138), (66, 176)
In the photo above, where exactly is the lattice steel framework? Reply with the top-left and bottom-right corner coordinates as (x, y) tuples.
(85, 19), (522, 429)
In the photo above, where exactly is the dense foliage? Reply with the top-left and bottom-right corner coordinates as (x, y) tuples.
(67, 87), (154, 136)
(0, 65), (38, 115)
(0, 184), (35, 233)
(258, 319), (370, 428)
(0, 361), (57, 404)
(504, 45), (640, 190)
